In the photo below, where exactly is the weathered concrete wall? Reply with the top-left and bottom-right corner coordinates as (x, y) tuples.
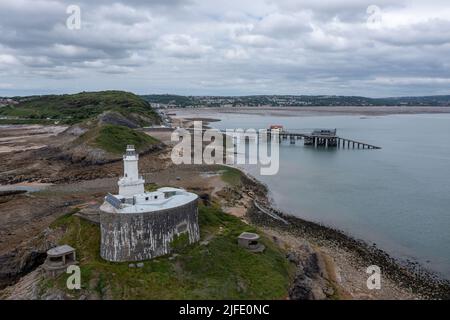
(100, 199), (199, 262)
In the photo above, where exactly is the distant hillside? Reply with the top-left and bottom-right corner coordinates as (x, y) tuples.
(140, 94), (195, 107)
(0, 91), (161, 125)
(141, 94), (450, 108)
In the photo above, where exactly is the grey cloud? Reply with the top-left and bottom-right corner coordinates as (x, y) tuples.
(0, 0), (449, 97)
(370, 19), (450, 46)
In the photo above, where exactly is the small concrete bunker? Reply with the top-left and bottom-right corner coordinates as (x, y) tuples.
(238, 232), (265, 253)
(99, 145), (200, 262)
(43, 245), (78, 277)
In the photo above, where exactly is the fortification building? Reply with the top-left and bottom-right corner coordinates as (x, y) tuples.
(99, 145), (199, 262)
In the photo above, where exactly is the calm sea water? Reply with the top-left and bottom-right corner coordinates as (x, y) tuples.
(180, 111), (450, 278)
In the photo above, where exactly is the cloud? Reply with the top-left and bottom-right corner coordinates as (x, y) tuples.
(158, 34), (212, 59)
(0, 83), (13, 89)
(224, 48), (249, 60)
(0, 0), (449, 96)
(0, 54), (20, 66)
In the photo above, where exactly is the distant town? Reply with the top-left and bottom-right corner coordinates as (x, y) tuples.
(140, 94), (450, 108)
(0, 98), (18, 107)
(2, 94), (450, 111)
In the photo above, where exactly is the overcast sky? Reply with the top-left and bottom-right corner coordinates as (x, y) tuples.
(1, 0), (450, 97)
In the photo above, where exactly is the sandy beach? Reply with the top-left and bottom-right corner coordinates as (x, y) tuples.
(170, 106), (450, 118)
(0, 125), (67, 153)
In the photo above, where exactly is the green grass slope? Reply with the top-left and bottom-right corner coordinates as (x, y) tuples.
(44, 204), (295, 300)
(0, 91), (160, 125)
(93, 124), (159, 154)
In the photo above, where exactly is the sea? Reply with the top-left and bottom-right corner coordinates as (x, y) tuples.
(175, 110), (450, 279)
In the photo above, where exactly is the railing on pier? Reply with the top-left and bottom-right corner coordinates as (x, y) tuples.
(275, 130), (381, 149)
(181, 127), (382, 150)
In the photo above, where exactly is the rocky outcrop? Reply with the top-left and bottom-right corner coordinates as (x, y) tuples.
(59, 144), (113, 165)
(288, 256), (332, 300)
(288, 245), (335, 300)
(0, 268), (43, 300)
(0, 230), (56, 290)
(98, 111), (140, 129)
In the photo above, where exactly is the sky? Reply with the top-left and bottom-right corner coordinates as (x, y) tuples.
(0, 0), (450, 97)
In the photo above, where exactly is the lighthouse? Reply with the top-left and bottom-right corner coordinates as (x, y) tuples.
(118, 145), (145, 197)
(100, 145), (200, 262)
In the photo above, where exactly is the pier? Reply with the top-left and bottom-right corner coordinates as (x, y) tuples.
(179, 127), (382, 150)
(265, 127), (381, 149)
(276, 130), (381, 150)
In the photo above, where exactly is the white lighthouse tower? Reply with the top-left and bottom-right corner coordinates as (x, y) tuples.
(100, 145), (200, 261)
(118, 145), (145, 197)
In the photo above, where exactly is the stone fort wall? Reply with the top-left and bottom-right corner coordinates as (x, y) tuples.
(100, 199), (199, 262)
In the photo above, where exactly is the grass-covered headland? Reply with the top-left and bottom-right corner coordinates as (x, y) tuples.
(0, 91), (160, 125)
(43, 204), (295, 300)
(0, 90), (163, 159)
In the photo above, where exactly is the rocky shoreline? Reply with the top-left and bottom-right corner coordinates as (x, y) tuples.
(236, 167), (450, 299)
(1, 153), (449, 299)
(1, 120), (449, 299)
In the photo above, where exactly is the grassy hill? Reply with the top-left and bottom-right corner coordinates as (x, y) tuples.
(43, 204), (295, 299)
(0, 91), (163, 160)
(0, 91), (161, 125)
(79, 124), (159, 155)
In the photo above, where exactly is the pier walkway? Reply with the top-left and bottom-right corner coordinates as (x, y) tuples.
(179, 127), (382, 150)
(276, 131), (381, 149)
